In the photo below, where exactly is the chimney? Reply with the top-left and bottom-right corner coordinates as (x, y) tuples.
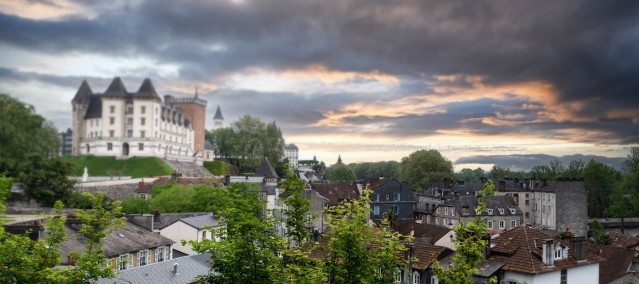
(542, 239), (555, 266)
(541, 179), (548, 187)
(483, 234), (491, 258)
(498, 180), (506, 191)
(164, 95), (174, 103)
(138, 179), (145, 189)
(573, 236), (585, 261)
(152, 210), (161, 222)
(173, 263), (179, 275)
(224, 173), (230, 186)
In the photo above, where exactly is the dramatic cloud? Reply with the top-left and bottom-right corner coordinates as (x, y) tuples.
(0, 0), (637, 163)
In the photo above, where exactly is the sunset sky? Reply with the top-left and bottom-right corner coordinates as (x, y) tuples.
(1, 0), (638, 170)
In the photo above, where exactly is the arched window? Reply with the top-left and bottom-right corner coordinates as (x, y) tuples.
(413, 271), (420, 284)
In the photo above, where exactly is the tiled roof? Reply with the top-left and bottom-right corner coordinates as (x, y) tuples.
(97, 253), (211, 284)
(361, 178), (391, 189)
(84, 94), (102, 119)
(610, 231), (639, 249)
(72, 80), (93, 102)
(412, 243), (452, 270)
(155, 212), (209, 230)
(588, 242), (636, 284)
(489, 225), (602, 275)
(178, 214), (218, 229)
(311, 183), (360, 205)
(393, 219), (452, 244)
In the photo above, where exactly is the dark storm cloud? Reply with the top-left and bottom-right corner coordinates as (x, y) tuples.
(1, 0), (639, 144)
(455, 154), (627, 172)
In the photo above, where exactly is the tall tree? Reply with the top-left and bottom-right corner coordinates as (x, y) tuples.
(206, 127), (237, 158)
(457, 168), (479, 183)
(0, 94), (60, 176)
(326, 164), (357, 184)
(548, 159), (566, 179)
(348, 161), (399, 180)
(232, 115), (267, 170)
(565, 159), (586, 178)
(584, 159), (621, 218)
(398, 150), (454, 190)
(19, 154), (76, 207)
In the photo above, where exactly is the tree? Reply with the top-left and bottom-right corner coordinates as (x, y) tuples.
(149, 184), (196, 213)
(584, 159), (621, 218)
(398, 150), (454, 190)
(121, 195), (150, 214)
(19, 154), (76, 207)
(457, 168), (479, 183)
(565, 159), (586, 178)
(548, 159), (565, 179)
(336, 155), (343, 165)
(529, 164), (552, 180)
(189, 183), (285, 283)
(326, 164), (357, 184)
(348, 161), (399, 180)
(323, 188), (409, 283)
(206, 127), (237, 158)
(433, 181), (497, 284)
(0, 94), (60, 177)
(588, 219), (612, 245)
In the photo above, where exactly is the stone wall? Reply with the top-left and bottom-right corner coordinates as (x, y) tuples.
(74, 183), (138, 201)
(555, 181), (588, 237)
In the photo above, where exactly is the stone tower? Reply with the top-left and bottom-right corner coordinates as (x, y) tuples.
(213, 105), (224, 130)
(166, 90), (208, 154)
(71, 80), (93, 155)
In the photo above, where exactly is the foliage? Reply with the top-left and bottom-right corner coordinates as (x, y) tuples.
(618, 147), (639, 216)
(326, 164), (357, 184)
(189, 183), (285, 284)
(565, 159), (586, 178)
(121, 195), (151, 214)
(19, 154), (76, 207)
(457, 168), (481, 183)
(584, 159), (621, 218)
(348, 161), (400, 180)
(0, 94), (60, 177)
(588, 219), (612, 245)
(323, 188), (409, 284)
(64, 192), (95, 209)
(0, 174), (12, 206)
(62, 156), (172, 178)
(62, 193), (125, 283)
(149, 185), (196, 213)
(281, 168), (314, 245)
(398, 149), (454, 190)
(433, 181), (497, 284)
(203, 161), (237, 176)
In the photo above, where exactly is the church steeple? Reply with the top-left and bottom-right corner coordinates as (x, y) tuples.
(213, 105), (224, 129)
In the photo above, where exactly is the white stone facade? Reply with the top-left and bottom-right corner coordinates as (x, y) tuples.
(284, 144), (299, 169)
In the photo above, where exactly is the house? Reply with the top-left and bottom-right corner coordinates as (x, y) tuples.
(392, 219), (455, 250)
(284, 144), (299, 169)
(160, 214), (219, 255)
(587, 242), (637, 284)
(71, 77), (207, 161)
(403, 243), (454, 284)
(488, 225), (602, 284)
(59, 219), (175, 271)
(97, 253), (211, 284)
(310, 183), (360, 232)
(368, 179), (416, 220)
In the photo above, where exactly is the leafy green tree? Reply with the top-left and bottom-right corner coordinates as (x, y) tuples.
(150, 184), (196, 213)
(0, 94), (60, 177)
(323, 188), (409, 283)
(457, 168), (479, 183)
(565, 159), (586, 178)
(326, 164), (357, 184)
(121, 195), (151, 214)
(529, 164), (552, 179)
(473, 167), (485, 180)
(433, 181), (497, 284)
(398, 150), (454, 190)
(488, 165), (514, 178)
(206, 127), (238, 158)
(348, 161), (399, 180)
(189, 183), (285, 283)
(619, 147), (639, 216)
(588, 219), (612, 245)
(19, 154), (76, 207)
(549, 159), (565, 179)
(584, 159), (621, 218)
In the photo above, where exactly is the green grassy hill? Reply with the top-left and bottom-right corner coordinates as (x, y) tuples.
(62, 156), (173, 178)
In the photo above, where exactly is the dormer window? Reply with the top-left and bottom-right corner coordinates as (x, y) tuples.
(445, 207), (449, 215)
(554, 246), (569, 260)
(451, 208), (456, 216)
(498, 208), (505, 215)
(509, 208), (516, 214)
(487, 209), (493, 215)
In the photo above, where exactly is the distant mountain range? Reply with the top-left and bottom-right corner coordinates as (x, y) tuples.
(454, 154), (627, 172)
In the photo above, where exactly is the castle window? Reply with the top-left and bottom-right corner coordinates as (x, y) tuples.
(140, 131), (145, 138)
(110, 117), (115, 125)
(109, 130), (114, 137)
(107, 143), (113, 151)
(127, 107), (133, 114)
(127, 130), (133, 138)
(141, 106), (146, 114)
(139, 143), (144, 151)
(110, 106), (115, 113)
(127, 118), (133, 125)
(141, 118), (145, 125)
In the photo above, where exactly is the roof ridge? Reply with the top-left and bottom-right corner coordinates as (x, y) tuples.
(523, 225), (537, 274)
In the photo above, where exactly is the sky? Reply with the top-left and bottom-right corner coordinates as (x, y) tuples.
(1, 0), (638, 170)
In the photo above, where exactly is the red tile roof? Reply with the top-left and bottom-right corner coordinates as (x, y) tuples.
(311, 184), (360, 205)
(588, 242), (636, 284)
(610, 232), (639, 249)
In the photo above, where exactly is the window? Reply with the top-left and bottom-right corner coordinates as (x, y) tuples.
(138, 143), (144, 151)
(117, 254), (131, 270)
(445, 207), (449, 215)
(110, 106), (115, 113)
(127, 118), (133, 125)
(431, 276), (439, 284)
(451, 208), (455, 216)
(498, 208), (505, 215)
(107, 143), (113, 151)
(202, 231), (207, 240)
(139, 193), (147, 200)
(374, 206), (380, 215)
(547, 207), (552, 215)
(525, 212), (530, 218)
(394, 268), (402, 283)
(140, 131), (145, 138)
(141, 106), (146, 114)
(426, 215), (431, 224)
(525, 199), (529, 205)
(110, 117), (115, 125)
(499, 220), (505, 229)
(127, 130), (133, 138)
(561, 269), (567, 284)
(488, 220), (493, 229)
(555, 248), (562, 259)
(156, 246), (167, 262)
(488, 209), (493, 215)
(137, 250), (149, 266)
(386, 194), (390, 200)
(509, 208), (516, 214)
(436, 207), (440, 213)
(375, 194), (380, 202)
(127, 107), (133, 114)
(413, 272), (420, 284)
(86, 144), (90, 153)
(141, 117), (146, 125)
(443, 218), (448, 226)
(511, 220), (517, 228)
(109, 130), (114, 137)
(394, 192), (401, 201)
(435, 217), (440, 225)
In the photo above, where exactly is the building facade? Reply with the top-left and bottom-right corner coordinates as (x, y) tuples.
(71, 78), (205, 162)
(59, 128), (73, 156)
(212, 105), (224, 130)
(284, 144), (299, 169)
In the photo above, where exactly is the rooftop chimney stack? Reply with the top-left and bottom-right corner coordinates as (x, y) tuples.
(542, 239), (555, 266)
(573, 236), (585, 261)
(173, 263), (179, 275)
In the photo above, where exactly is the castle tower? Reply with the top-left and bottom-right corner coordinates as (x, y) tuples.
(71, 80), (93, 155)
(213, 105), (224, 130)
(168, 89), (208, 154)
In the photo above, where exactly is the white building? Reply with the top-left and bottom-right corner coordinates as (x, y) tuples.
(284, 144), (299, 169)
(159, 214), (219, 255)
(71, 77), (202, 162)
(212, 105), (224, 130)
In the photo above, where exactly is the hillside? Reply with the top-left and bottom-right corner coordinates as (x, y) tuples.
(63, 156), (173, 178)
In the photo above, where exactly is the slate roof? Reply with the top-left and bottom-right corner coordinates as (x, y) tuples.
(60, 221), (175, 264)
(446, 195), (521, 217)
(97, 253), (211, 284)
(488, 225), (602, 275)
(393, 219), (453, 245)
(84, 94), (103, 119)
(254, 157), (279, 179)
(204, 140), (214, 150)
(311, 183), (360, 205)
(155, 213), (210, 230)
(361, 177), (391, 190)
(72, 80), (93, 102)
(103, 77), (128, 98)
(213, 105), (223, 120)
(134, 78), (161, 100)
(177, 214), (218, 230)
(610, 272), (639, 284)
(588, 242), (636, 284)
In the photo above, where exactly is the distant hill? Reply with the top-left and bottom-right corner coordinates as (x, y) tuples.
(454, 153), (626, 172)
(62, 156), (173, 178)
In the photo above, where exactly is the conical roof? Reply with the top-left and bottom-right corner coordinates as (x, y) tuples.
(72, 80), (93, 102)
(135, 78), (161, 100)
(103, 77), (128, 97)
(214, 105), (224, 120)
(254, 157), (279, 179)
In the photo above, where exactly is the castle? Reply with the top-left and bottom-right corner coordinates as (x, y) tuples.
(71, 77), (208, 162)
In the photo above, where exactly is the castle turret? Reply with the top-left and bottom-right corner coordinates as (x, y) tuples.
(71, 80), (93, 155)
(213, 105), (224, 130)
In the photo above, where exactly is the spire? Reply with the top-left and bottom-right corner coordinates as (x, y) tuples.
(72, 80), (93, 102)
(214, 105), (224, 120)
(337, 155), (343, 165)
(135, 78), (160, 100)
(103, 77), (128, 97)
